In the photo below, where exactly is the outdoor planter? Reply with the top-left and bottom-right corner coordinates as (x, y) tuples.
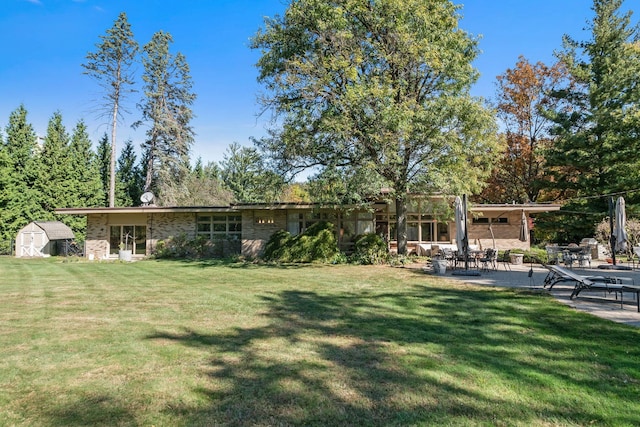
(118, 249), (132, 261)
(432, 259), (448, 275)
(119, 232), (132, 261)
(510, 253), (524, 265)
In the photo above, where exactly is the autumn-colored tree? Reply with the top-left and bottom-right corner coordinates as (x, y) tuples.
(479, 56), (569, 204)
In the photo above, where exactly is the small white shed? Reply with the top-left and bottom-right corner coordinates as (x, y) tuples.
(15, 221), (75, 258)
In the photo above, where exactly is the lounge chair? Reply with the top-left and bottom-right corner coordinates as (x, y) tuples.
(543, 265), (640, 311)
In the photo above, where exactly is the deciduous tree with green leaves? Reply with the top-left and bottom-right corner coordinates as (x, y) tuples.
(83, 12), (138, 208)
(252, 0), (497, 254)
(136, 30), (196, 204)
(544, 0), (640, 241)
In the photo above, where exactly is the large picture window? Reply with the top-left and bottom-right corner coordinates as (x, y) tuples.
(197, 215), (242, 240)
(378, 201), (450, 243)
(286, 211), (337, 235)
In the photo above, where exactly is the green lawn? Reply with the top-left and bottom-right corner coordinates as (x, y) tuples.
(1, 257), (639, 426)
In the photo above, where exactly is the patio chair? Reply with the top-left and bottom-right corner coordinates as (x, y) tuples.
(633, 246), (640, 270)
(455, 249), (479, 270)
(498, 249), (511, 271)
(562, 250), (577, 269)
(499, 250), (512, 271)
(577, 246), (592, 268)
(441, 248), (455, 268)
(479, 248), (497, 271)
(546, 246), (560, 265)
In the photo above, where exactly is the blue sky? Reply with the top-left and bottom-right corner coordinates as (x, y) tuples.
(0, 0), (634, 165)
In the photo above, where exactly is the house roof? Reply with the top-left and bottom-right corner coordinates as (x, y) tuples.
(34, 221), (75, 240)
(55, 206), (239, 215)
(56, 202), (562, 215)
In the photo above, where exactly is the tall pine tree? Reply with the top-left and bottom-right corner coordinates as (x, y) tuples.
(83, 12), (138, 208)
(135, 30), (196, 204)
(96, 133), (111, 207)
(116, 139), (143, 206)
(0, 105), (43, 240)
(544, 0), (640, 241)
(34, 112), (72, 218)
(63, 120), (105, 236)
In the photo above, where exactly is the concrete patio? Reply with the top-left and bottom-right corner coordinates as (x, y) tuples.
(426, 259), (640, 328)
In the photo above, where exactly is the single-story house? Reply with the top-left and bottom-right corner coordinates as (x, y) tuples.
(15, 221), (75, 258)
(56, 198), (560, 260)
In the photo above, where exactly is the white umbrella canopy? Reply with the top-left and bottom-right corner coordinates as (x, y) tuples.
(519, 210), (529, 242)
(614, 196), (628, 253)
(454, 196), (467, 254)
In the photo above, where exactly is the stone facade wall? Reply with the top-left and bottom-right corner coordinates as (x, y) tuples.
(85, 214), (109, 259)
(241, 210), (287, 258)
(148, 212), (196, 254)
(84, 212), (197, 259)
(82, 207), (536, 260)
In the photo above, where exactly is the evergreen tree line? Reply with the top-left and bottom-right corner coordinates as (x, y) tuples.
(0, 105), (294, 242)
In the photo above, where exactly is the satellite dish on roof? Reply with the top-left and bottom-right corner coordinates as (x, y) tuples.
(140, 191), (155, 205)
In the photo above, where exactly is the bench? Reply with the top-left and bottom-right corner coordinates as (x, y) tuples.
(543, 265), (640, 312)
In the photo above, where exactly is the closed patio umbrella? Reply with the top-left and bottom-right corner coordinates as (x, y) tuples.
(452, 195), (480, 276)
(519, 210), (528, 242)
(454, 196), (466, 254)
(614, 196), (628, 253)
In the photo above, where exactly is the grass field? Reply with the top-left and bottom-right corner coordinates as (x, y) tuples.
(1, 256), (639, 426)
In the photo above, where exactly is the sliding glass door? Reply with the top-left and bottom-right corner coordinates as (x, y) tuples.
(109, 225), (146, 255)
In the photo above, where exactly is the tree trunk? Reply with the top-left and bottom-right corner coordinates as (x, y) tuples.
(109, 107), (117, 208)
(395, 197), (407, 255)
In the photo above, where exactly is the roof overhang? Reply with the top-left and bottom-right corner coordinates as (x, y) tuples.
(56, 202), (562, 216)
(55, 206), (239, 215)
(470, 204), (562, 214)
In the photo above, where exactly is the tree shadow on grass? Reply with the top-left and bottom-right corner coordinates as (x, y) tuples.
(157, 257), (321, 271)
(147, 285), (640, 426)
(44, 392), (135, 427)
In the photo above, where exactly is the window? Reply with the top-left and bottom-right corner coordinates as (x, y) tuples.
(110, 225), (146, 255)
(255, 216), (274, 225)
(376, 200), (452, 243)
(287, 211), (337, 235)
(197, 214), (242, 240)
(472, 217), (508, 225)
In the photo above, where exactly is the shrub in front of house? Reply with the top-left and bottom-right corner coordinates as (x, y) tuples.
(155, 234), (239, 259)
(350, 233), (388, 265)
(262, 221), (340, 263)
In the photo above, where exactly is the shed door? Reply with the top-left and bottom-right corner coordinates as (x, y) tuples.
(20, 231), (46, 257)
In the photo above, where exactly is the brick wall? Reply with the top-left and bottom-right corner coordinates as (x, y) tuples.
(86, 214), (109, 259)
(84, 212), (197, 259)
(241, 210), (287, 258)
(148, 212), (196, 254)
(468, 211), (530, 251)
